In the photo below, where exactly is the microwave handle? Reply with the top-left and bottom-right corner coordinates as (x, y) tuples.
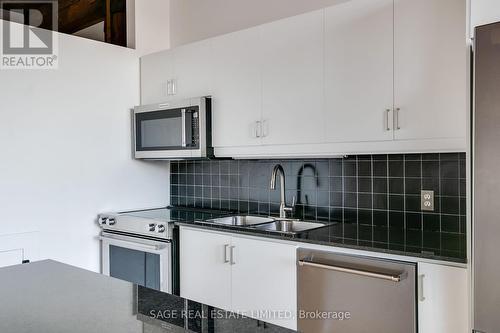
(181, 109), (187, 147)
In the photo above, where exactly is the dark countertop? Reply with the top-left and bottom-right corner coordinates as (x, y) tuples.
(173, 208), (467, 264)
(0, 260), (294, 333)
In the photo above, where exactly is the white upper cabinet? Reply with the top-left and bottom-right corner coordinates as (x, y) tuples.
(140, 49), (174, 105)
(260, 10), (325, 145)
(325, 0), (395, 143)
(140, 0), (467, 157)
(394, 0), (467, 142)
(210, 28), (263, 147)
(140, 40), (212, 105)
(171, 39), (213, 100)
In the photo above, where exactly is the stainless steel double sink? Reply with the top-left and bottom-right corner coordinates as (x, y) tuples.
(202, 215), (326, 235)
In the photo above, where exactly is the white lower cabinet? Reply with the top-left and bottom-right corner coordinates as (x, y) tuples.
(417, 262), (468, 333)
(230, 236), (297, 329)
(180, 228), (232, 310)
(180, 227), (468, 332)
(179, 227), (297, 330)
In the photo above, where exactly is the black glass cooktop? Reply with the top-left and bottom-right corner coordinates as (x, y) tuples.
(120, 206), (230, 224)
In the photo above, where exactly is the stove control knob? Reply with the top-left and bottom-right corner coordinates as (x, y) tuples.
(98, 217), (107, 225)
(148, 223), (156, 232)
(157, 224), (166, 233)
(107, 218), (116, 226)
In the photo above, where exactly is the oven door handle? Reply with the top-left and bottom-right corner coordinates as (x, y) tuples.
(99, 233), (168, 253)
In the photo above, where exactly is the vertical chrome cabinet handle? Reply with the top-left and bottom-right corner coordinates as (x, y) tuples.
(385, 109), (391, 131)
(418, 274), (426, 301)
(262, 119), (268, 138)
(223, 244), (230, 263)
(395, 108), (401, 130)
(255, 121), (262, 138)
(171, 79), (177, 95)
(229, 246), (236, 265)
(181, 109), (187, 147)
(166, 80), (171, 95)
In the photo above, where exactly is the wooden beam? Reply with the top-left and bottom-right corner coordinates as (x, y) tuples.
(2, 0), (126, 45)
(110, 10), (126, 46)
(57, 0), (106, 34)
(104, 0), (126, 46)
(105, 0), (111, 41)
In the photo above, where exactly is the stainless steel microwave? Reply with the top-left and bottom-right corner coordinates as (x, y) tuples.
(133, 97), (213, 159)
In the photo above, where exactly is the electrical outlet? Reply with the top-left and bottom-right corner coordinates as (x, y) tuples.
(421, 190), (434, 211)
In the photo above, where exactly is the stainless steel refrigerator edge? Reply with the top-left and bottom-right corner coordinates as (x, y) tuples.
(473, 22), (500, 333)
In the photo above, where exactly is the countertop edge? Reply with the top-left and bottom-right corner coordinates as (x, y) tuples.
(175, 221), (468, 268)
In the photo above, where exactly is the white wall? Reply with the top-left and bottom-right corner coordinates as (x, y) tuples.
(0, 28), (169, 272)
(169, 0), (346, 47)
(128, 0), (171, 56)
(471, 0), (500, 29)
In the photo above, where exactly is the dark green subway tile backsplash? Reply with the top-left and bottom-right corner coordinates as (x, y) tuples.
(170, 153), (467, 259)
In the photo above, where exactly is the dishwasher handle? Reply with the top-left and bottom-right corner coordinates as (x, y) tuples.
(298, 259), (406, 283)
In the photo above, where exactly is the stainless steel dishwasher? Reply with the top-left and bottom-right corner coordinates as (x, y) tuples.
(297, 249), (416, 333)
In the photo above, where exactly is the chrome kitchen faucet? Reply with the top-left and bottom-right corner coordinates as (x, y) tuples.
(270, 164), (295, 219)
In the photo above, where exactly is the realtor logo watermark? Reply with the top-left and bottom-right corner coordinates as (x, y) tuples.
(0, 0), (58, 69)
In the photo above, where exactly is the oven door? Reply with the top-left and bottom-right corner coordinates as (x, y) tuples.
(100, 232), (171, 293)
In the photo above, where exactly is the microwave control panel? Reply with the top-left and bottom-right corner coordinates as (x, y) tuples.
(192, 111), (199, 147)
(186, 109), (199, 148)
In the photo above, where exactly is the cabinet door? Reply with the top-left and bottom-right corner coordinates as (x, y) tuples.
(231, 236), (297, 330)
(210, 28), (263, 147)
(417, 263), (468, 333)
(171, 39), (213, 100)
(325, 0), (394, 143)
(140, 49), (175, 105)
(0, 249), (23, 268)
(180, 227), (232, 310)
(394, 0), (467, 141)
(260, 10), (324, 145)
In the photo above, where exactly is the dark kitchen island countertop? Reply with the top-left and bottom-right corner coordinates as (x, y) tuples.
(172, 208), (467, 264)
(0, 260), (295, 333)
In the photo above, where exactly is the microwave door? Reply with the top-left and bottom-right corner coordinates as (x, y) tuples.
(135, 109), (184, 151)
